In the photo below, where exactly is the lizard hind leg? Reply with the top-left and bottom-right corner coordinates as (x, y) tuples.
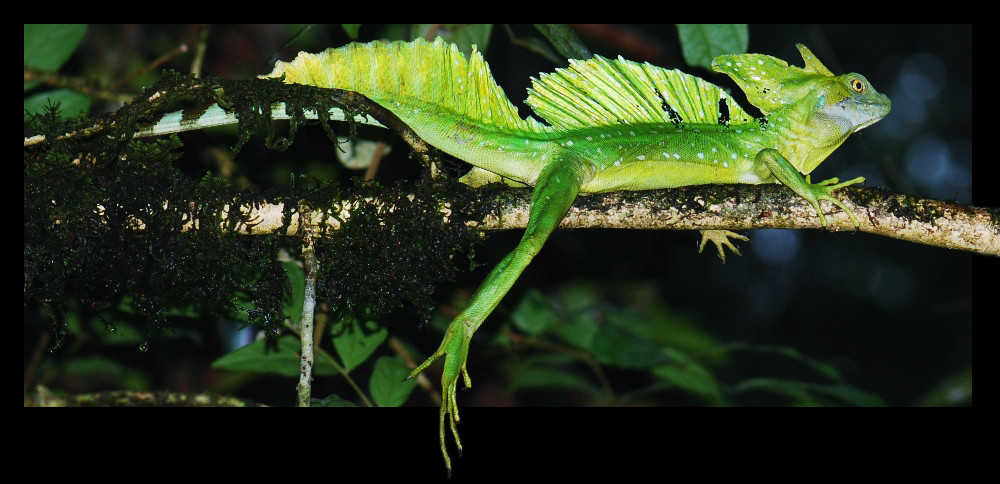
(406, 159), (585, 475)
(698, 230), (749, 262)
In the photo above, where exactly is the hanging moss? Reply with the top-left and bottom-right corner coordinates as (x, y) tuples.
(317, 176), (484, 325)
(24, 73), (486, 350)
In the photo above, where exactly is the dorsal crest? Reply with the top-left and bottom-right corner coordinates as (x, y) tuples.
(526, 55), (756, 131)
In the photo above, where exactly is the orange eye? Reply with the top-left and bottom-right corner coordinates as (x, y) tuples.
(851, 78), (865, 92)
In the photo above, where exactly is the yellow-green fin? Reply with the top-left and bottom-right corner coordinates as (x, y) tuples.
(264, 37), (550, 136)
(711, 44), (836, 115)
(526, 55), (755, 131)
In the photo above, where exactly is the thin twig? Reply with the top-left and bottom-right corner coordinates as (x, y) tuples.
(112, 43), (189, 91)
(296, 205), (318, 407)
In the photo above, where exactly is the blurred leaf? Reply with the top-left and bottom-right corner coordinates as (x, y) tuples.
(24, 24), (87, 91)
(23, 89), (92, 117)
(332, 317), (387, 372)
(282, 260), (305, 325)
(410, 24), (493, 57)
(341, 24), (361, 39)
(915, 368), (972, 406)
(734, 378), (885, 406)
(510, 289), (559, 336)
(506, 366), (603, 396)
(369, 356), (417, 407)
(721, 343), (846, 383)
(211, 334), (338, 377)
(312, 393), (359, 407)
(675, 24), (748, 69)
(534, 24), (591, 60)
(588, 322), (670, 369)
(62, 355), (151, 391)
(650, 348), (726, 405)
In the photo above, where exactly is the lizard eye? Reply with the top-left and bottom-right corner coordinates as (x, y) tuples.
(850, 78), (866, 93)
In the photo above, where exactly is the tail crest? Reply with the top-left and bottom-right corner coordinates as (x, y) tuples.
(265, 37), (550, 136)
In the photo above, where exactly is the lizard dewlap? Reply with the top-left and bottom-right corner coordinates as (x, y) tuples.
(267, 38), (890, 473)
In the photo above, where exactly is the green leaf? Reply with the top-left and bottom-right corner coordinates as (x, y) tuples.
(588, 322), (670, 369)
(24, 24), (87, 91)
(62, 355), (151, 391)
(675, 24), (748, 70)
(24, 89), (92, 117)
(651, 348), (726, 405)
(282, 260), (305, 326)
(915, 367), (972, 406)
(510, 289), (559, 336)
(733, 378), (885, 406)
(720, 343), (847, 383)
(331, 317), (388, 372)
(312, 393), (358, 407)
(341, 24), (361, 39)
(410, 24), (493, 57)
(506, 366), (603, 396)
(534, 24), (591, 60)
(211, 335), (338, 377)
(369, 356), (418, 407)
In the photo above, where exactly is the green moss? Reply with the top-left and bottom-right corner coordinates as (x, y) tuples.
(24, 73), (485, 350)
(316, 177), (484, 324)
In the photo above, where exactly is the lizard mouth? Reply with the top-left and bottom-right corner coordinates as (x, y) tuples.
(849, 95), (892, 133)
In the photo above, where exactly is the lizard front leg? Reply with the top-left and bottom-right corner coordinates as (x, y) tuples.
(756, 148), (865, 227)
(406, 158), (585, 476)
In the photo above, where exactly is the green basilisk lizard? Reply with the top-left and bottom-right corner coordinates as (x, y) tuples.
(145, 38), (892, 471)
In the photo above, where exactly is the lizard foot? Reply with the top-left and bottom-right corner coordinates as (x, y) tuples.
(406, 318), (473, 477)
(802, 175), (866, 227)
(698, 229), (749, 263)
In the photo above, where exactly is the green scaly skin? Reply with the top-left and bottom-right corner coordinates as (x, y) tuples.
(265, 39), (891, 474)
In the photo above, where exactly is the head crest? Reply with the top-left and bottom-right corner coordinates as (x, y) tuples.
(711, 44), (834, 115)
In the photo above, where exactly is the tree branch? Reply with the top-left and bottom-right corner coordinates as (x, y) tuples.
(145, 183), (997, 256)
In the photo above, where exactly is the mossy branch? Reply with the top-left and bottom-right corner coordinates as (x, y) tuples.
(29, 385), (266, 407)
(167, 184), (998, 257)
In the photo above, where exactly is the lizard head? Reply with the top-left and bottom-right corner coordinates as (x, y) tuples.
(713, 44), (891, 174)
